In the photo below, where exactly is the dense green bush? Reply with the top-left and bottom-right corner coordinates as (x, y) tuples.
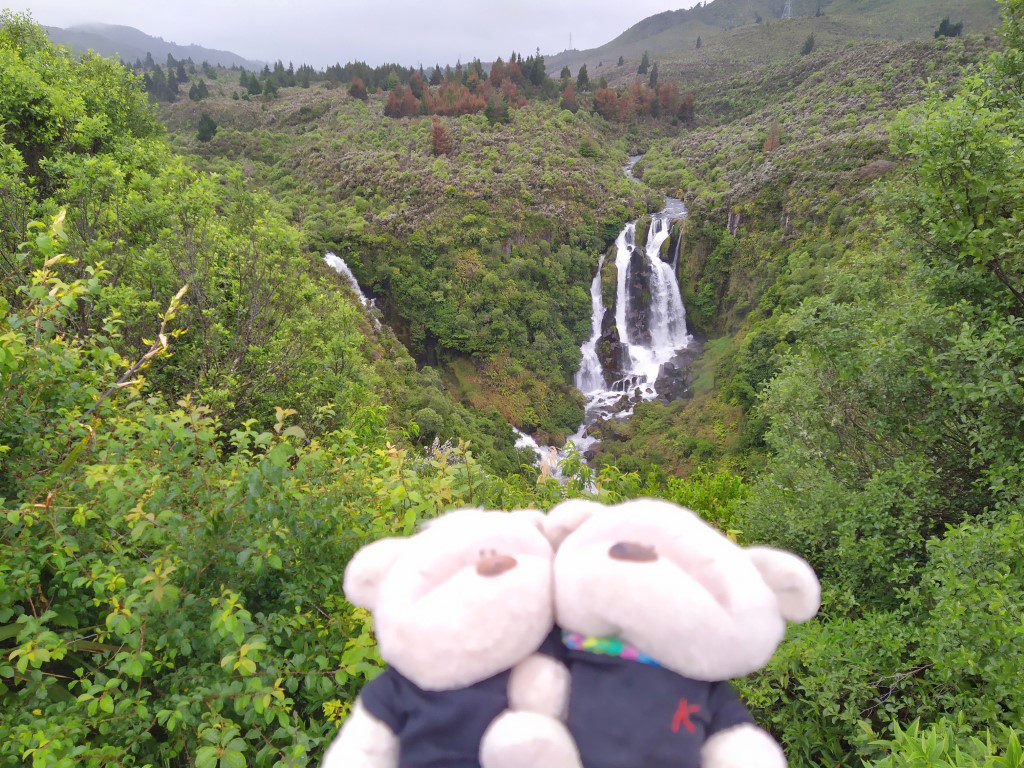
(0, 218), (541, 766)
(731, 2), (1024, 762)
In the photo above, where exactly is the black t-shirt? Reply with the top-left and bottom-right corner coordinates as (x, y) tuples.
(359, 630), (563, 768)
(360, 665), (511, 768)
(565, 649), (754, 768)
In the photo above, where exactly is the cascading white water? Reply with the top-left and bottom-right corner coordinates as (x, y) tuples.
(576, 197), (691, 416)
(324, 252), (371, 307)
(515, 156), (693, 470)
(324, 252), (382, 330)
(625, 208), (691, 387)
(513, 428), (560, 478)
(575, 253), (608, 394)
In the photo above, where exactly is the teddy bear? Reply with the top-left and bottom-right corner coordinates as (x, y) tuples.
(321, 507), (580, 768)
(543, 498), (820, 768)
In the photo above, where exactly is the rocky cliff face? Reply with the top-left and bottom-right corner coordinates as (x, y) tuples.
(596, 255), (629, 384)
(594, 235), (673, 384)
(625, 245), (653, 347)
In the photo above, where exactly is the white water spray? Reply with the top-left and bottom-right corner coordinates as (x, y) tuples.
(324, 252), (371, 307)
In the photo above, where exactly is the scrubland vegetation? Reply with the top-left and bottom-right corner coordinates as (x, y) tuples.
(3, 1), (1024, 766)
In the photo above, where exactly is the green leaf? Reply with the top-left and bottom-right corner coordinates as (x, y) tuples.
(266, 442), (294, 468)
(195, 746), (219, 768)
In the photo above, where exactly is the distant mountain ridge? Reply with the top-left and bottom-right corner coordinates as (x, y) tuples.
(545, 0), (1001, 75)
(44, 23), (264, 69)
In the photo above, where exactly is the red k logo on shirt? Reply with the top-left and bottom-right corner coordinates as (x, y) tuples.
(671, 698), (701, 734)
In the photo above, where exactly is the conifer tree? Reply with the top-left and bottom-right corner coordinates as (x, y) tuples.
(576, 64), (590, 91)
(935, 16), (964, 37)
(430, 64), (443, 85)
(348, 76), (368, 101)
(696, 36), (702, 49)
(649, 61), (659, 88)
(188, 79), (209, 101)
(485, 92), (510, 124)
(617, 55), (625, 66)
(560, 65), (571, 81)
(430, 117), (452, 155)
(560, 81), (578, 112)
(197, 113), (217, 142)
(678, 91), (695, 123)
(638, 50), (650, 75)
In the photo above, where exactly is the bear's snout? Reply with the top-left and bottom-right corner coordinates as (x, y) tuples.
(476, 553), (518, 577)
(609, 541), (659, 563)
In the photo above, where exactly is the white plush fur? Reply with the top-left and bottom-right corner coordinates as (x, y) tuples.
(546, 498), (820, 681)
(321, 700), (399, 768)
(344, 508), (555, 690)
(480, 711), (582, 768)
(701, 724), (788, 768)
(747, 547), (821, 623)
(507, 653), (572, 721)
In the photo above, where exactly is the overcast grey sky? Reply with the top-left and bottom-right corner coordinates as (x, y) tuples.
(4, 1), (697, 67)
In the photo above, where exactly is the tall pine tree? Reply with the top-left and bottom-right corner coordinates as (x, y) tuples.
(576, 64), (590, 91)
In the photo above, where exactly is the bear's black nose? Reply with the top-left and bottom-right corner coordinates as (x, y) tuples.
(477, 554), (517, 577)
(609, 541), (659, 562)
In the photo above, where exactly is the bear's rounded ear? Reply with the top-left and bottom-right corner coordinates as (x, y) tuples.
(747, 547), (821, 623)
(511, 508), (548, 536)
(344, 538), (408, 611)
(542, 499), (605, 549)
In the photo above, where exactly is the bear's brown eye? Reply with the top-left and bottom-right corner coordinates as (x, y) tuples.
(609, 541), (659, 563)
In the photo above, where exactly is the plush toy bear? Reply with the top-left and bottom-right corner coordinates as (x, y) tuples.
(321, 508), (579, 768)
(544, 499), (820, 768)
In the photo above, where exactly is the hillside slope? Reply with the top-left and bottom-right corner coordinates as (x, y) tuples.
(45, 22), (264, 68)
(546, 0), (1000, 77)
(159, 78), (649, 444)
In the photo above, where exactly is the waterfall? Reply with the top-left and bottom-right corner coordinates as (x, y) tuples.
(575, 253), (608, 394)
(577, 205), (691, 394)
(516, 155), (693, 472)
(324, 253), (371, 307)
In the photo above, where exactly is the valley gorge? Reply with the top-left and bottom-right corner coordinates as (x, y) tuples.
(4, 2), (1023, 765)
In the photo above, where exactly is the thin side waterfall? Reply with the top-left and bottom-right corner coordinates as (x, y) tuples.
(324, 252), (381, 330)
(324, 252), (370, 306)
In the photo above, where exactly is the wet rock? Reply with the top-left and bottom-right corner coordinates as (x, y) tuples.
(625, 247), (653, 346)
(634, 215), (652, 250)
(596, 333), (628, 385)
(653, 339), (704, 402)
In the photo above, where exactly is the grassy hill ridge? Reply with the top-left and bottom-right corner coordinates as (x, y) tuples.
(44, 22), (264, 68)
(545, 0), (1000, 79)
